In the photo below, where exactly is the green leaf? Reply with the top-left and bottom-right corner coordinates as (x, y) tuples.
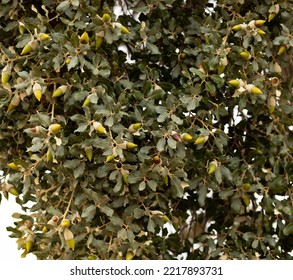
(283, 222), (293, 236)
(198, 184), (207, 207)
(133, 208), (145, 219)
(243, 232), (257, 241)
(146, 42), (160, 54)
(81, 204), (96, 222)
(56, 0), (70, 12)
(100, 205), (114, 217)
(156, 138), (166, 152)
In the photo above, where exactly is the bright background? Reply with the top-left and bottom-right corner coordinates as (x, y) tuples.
(0, 197), (36, 260)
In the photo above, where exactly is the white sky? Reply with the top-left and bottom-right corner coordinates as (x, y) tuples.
(0, 197), (36, 260)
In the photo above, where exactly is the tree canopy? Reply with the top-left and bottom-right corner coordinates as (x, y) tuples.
(0, 0), (292, 260)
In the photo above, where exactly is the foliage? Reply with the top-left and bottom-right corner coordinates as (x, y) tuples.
(0, 0), (292, 260)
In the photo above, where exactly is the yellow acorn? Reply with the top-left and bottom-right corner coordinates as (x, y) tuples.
(21, 40), (39, 55)
(232, 24), (244, 31)
(52, 85), (67, 97)
(208, 160), (218, 175)
(240, 51), (251, 60)
(82, 97), (90, 107)
(102, 13), (111, 23)
(254, 20), (266, 27)
(181, 133), (193, 142)
(18, 23), (26, 34)
(256, 29), (266, 35)
(39, 33), (50, 41)
(33, 83), (42, 101)
(7, 94), (20, 113)
(242, 195), (250, 206)
(268, 96), (276, 114)
(245, 84), (262, 94)
(128, 123), (142, 133)
(194, 135), (208, 145)
(105, 155), (115, 163)
(7, 162), (20, 171)
(46, 149), (53, 161)
(25, 234), (34, 253)
(49, 123), (62, 134)
(126, 141), (137, 149)
(85, 146), (93, 161)
(93, 121), (107, 134)
(268, 13), (276, 22)
(1, 64), (11, 84)
(162, 175), (169, 186)
(228, 79), (240, 88)
(125, 250), (134, 260)
(65, 57), (71, 64)
(61, 218), (71, 229)
(64, 228), (75, 250)
(153, 155), (162, 165)
(80, 31), (89, 44)
(120, 25), (130, 34)
(277, 45), (287, 56)
(121, 170), (129, 185)
(162, 215), (171, 223)
(242, 183), (251, 192)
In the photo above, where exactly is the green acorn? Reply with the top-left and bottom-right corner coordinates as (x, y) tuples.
(153, 155), (162, 165)
(4, 183), (19, 196)
(126, 250), (134, 260)
(85, 146), (93, 161)
(242, 183), (251, 192)
(268, 96), (276, 114)
(277, 45), (287, 56)
(82, 97), (90, 107)
(61, 219), (71, 229)
(120, 25), (130, 34)
(240, 51), (251, 60)
(7, 94), (20, 113)
(18, 23), (26, 34)
(208, 160), (218, 175)
(52, 85), (67, 97)
(228, 79), (240, 88)
(105, 155), (115, 163)
(245, 84), (262, 94)
(95, 31), (104, 49)
(242, 195), (250, 206)
(46, 149), (53, 161)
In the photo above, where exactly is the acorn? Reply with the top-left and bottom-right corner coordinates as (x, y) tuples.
(95, 31), (104, 49)
(85, 146), (93, 162)
(242, 195), (250, 206)
(181, 133), (193, 142)
(18, 23), (26, 34)
(268, 13), (276, 22)
(194, 135), (208, 145)
(64, 228), (75, 250)
(277, 45), (287, 56)
(126, 141), (137, 149)
(4, 183), (19, 196)
(125, 250), (134, 260)
(232, 24), (245, 31)
(49, 123), (62, 134)
(254, 20), (266, 27)
(228, 79), (240, 88)
(61, 218), (71, 229)
(242, 183), (251, 192)
(82, 97), (90, 107)
(245, 84), (262, 94)
(240, 51), (251, 60)
(120, 25), (130, 34)
(25, 234), (34, 253)
(208, 160), (218, 175)
(7, 94), (20, 113)
(33, 82), (42, 101)
(121, 169), (129, 185)
(102, 13), (111, 23)
(162, 175), (169, 186)
(171, 131), (181, 142)
(93, 121), (107, 134)
(153, 155), (162, 165)
(105, 155), (115, 163)
(80, 31), (89, 44)
(7, 162), (20, 171)
(21, 40), (39, 55)
(273, 62), (282, 74)
(128, 123), (142, 133)
(39, 33), (50, 41)
(1, 64), (11, 84)
(256, 29), (266, 35)
(268, 96), (276, 114)
(46, 149), (53, 161)
(52, 85), (67, 97)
